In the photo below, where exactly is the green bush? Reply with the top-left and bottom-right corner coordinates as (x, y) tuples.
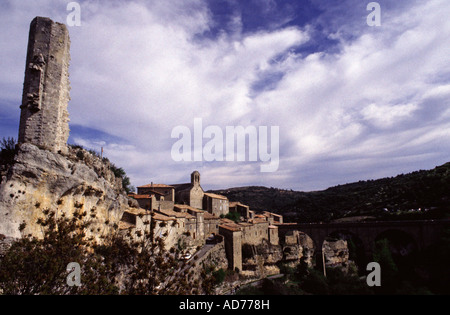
(213, 268), (226, 284)
(0, 210), (214, 295)
(0, 137), (17, 166)
(110, 164), (134, 194)
(225, 211), (240, 223)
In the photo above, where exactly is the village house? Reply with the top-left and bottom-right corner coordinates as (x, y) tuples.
(122, 171), (283, 271)
(136, 183), (175, 210)
(203, 192), (229, 217)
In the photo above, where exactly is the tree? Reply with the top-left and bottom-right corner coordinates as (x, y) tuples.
(295, 255), (309, 280)
(0, 137), (16, 166)
(372, 238), (399, 294)
(0, 209), (213, 295)
(110, 164), (134, 194)
(0, 209), (114, 295)
(225, 211), (240, 223)
(301, 269), (329, 295)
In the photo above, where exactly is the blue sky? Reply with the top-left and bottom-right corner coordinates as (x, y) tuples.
(0, 0), (449, 191)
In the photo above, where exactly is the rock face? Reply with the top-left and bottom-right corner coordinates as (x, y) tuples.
(0, 143), (132, 240)
(241, 242), (284, 278)
(298, 232), (315, 265)
(323, 239), (350, 267)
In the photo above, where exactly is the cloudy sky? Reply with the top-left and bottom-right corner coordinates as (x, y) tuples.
(0, 0), (449, 191)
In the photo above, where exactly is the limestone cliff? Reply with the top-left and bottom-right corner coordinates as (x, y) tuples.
(0, 143), (134, 241)
(242, 242), (284, 277)
(323, 239), (350, 267)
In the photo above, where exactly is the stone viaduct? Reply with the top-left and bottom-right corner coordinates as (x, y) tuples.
(277, 219), (450, 260)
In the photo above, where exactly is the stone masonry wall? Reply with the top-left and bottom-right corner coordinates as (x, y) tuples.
(19, 17), (71, 154)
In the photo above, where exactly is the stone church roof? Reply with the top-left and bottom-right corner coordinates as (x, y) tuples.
(171, 183), (192, 192)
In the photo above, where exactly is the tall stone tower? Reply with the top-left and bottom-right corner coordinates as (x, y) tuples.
(18, 17), (71, 154)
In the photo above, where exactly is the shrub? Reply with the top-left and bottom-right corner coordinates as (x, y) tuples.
(0, 210), (214, 295)
(213, 268), (226, 284)
(0, 137), (17, 166)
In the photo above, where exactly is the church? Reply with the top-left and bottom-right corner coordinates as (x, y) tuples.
(136, 171), (229, 217)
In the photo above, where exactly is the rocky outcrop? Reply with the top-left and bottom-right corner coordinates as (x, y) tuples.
(323, 239), (350, 267)
(0, 143), (134, 241)
(298, 232), (315, 265)
(241, 242), (284, 278)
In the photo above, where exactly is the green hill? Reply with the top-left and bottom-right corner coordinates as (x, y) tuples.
(209, 162), (450, 223)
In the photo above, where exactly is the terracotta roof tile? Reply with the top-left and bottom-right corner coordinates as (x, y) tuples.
(158, 209), (193, 219)
(171, 183), (192, 191)
(204, 193), (228, 200)
(220, 218), (235, 224)
(138, 183), (174, 188)
(252, 218), (268, 224)
(125, 208), (149, 216)
(138, 189), (165, 196)
(119, 221), (135, 230)
(229, 201), (249, 207)
(203, 212), (218, 220)
(153, 213), (175, 221)
(219, 224), (241, 232)
(174, 204), (203, 213)
(132, 194), (153, 199)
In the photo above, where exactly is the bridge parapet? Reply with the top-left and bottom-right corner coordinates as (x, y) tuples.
(276, 219), (450, 259)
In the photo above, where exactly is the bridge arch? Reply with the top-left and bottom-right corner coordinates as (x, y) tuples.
(373, 229), (419, 275)
(374, 229), (418, 257)
(277, 219), (449, 272)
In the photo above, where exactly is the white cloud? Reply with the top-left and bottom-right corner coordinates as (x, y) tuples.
(1, 0), (450, 191)
(360, 103), (418, 129)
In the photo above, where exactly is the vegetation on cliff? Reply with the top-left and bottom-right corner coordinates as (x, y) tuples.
(0, 209), (215, 295)
(68, 143), (135, 194)
(0, 137), (16, 167)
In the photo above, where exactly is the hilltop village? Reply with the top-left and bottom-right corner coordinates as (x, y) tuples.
(122, 170), (287, 272)
(0, 17), (344, 281)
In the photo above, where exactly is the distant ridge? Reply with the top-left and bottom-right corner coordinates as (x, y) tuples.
(209, 162), (450, 223)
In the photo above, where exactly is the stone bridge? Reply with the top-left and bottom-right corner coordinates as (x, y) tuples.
(277, 219), (450, 260)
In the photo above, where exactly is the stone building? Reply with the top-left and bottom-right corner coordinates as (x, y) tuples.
(229, 202), (250, 219)
(219, 224), (243, 272)
(5, 16), (299, 278)
(203, 192), (229, 217)
(203, 211), (221, 239)
(137, 183), (175, 202)
(18, 17), (71, 154)
(172, 171), (204, 209)
(136, 184), (174, 210)
(125, 171), (285, 272)
(128, 194), (153, 210)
